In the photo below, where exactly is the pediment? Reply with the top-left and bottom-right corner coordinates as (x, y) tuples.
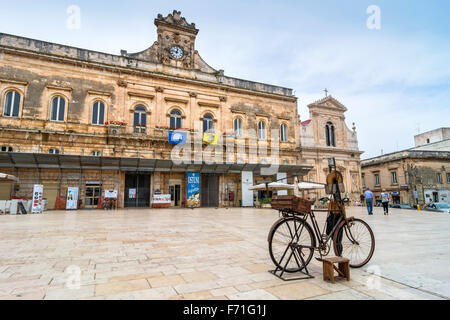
(308, 96), (348, 112)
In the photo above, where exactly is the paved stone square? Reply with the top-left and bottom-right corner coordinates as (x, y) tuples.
(0, 206), (448, 300)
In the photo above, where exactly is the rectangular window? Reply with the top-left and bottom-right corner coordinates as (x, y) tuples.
(362, 175), (366, 187)
(374, 174), (380, 186)
(437, 173), (442, 184)
(447, 173), (450, 184)
(391, 171), (398, 185)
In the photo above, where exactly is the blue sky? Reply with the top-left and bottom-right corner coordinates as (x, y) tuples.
(1, 0), (449, 159)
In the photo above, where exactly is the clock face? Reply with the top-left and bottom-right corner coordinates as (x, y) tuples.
(169, 46), (184, 59)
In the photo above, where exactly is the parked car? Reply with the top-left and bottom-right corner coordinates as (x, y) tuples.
(424, 203), (450, 213)
(390, 204), (413, 210)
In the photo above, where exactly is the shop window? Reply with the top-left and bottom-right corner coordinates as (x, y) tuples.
(325, 122), (336, 147)
(170, 109), (182, 129)
(50, 96), (66, 122)
(203, 113), (214, 133)
(3, 90), (21, 118)
(92, 101), (105, 125)
(1, 146), (13, 152)
(280, 124), (288, 142)
(234, 118), (243, 137)
(134, 105), (147, 133)
(391, 171), (398, 185)
(258, 121), (267, 141)
(48, 148), (60, 154)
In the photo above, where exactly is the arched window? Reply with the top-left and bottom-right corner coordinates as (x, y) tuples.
(258, 121), (267, 141)
(170, 109), (182, 129)
(92, 101), (105, 125)
(234, 118), (243, 137)
(3, 90), (21, 118)
(203, 113), (214, 133)
(48, 148), (60, 155)
(134, 105), (147, 133)
(50, 96), (66, 122)
(325, 122), (336, 147)
(280, 124), (288, 142)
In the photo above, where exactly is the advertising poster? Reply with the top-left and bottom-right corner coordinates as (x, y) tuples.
(129, 189), (137, 199)
(187, 172), (201, 208)
(66, 187), (79, 210)
(105, 190), (118, 199)
(32, 184), (44, 214)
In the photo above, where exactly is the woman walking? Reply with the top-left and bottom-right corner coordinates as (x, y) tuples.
(381, 189), (390, 215)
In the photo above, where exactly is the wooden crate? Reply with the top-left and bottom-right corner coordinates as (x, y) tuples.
(271, 196), (312, 214)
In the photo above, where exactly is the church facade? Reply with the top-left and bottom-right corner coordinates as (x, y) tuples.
(0, 10), (361, 210)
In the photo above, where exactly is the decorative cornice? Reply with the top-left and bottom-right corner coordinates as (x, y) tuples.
(88, 90), (112, 97)
(164, 97), (188, 104)
(198, 101), (220, 108)
(46, 85), (72, 92)
(0, 78), (28, 86)
(154, 10), (199, 35)
(128, 92), (155, 100)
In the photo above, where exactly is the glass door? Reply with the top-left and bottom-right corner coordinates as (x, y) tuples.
(85, 185), (101, 208)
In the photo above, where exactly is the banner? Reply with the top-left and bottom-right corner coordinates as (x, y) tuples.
(66, 187), (79, 210)
(187, 172), (201, 208)
(152, 194), (171, 204)
(203, 133), (218, 145)
(169, 131), (187, 145)
(32, 184), (44, 214)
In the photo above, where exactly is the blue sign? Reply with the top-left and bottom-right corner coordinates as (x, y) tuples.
(187, 172), (201, 208)
(169, 131), (187, 145)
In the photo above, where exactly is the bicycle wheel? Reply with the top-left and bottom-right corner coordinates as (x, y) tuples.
(333, 218), (375, 268)
(268, 217), (316, 273)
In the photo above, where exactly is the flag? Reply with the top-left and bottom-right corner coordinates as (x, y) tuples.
(168, 131), (187, 145)
(203, 133), (218, 145)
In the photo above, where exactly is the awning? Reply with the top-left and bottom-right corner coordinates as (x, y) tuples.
(249, 182), (295, 191)
(0, 173), (18, 182)
(298, 182), (326, 190)
(0, 153), (313, 175)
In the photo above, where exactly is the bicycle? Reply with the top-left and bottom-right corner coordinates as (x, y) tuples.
(268, 160), (375, 273)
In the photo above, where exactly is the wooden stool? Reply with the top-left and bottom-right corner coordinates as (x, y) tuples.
(322, 257), (350, 284)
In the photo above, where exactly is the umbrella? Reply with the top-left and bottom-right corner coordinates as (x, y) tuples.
(248, 182), (295, 191)
(298, 182), (325, 190)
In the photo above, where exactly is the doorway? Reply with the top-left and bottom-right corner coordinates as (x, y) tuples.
(201, 174), (219, 207)
(85, 184), (101, 209)
(169, 184), (181, 207)
(125, 173), (150, 208)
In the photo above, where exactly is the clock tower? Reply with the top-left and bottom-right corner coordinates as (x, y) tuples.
(154, 10), (198, 68)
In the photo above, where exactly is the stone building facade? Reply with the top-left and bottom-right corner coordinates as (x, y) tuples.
(299, 96), (363, 203)
(0, 10), (313, 210)
(361, 139), (450, 206)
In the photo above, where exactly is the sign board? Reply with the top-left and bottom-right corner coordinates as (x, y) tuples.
(129, 189), (137, 199)
(152, 194), (171, 204)
(66, 187), (79, 210)
(242, 171), (254, 207)
(105, 190), (118, 199)
(32, 184), (44, 214)
(187, 172), (201, 208)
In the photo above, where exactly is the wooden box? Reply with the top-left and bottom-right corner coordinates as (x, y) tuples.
(271, 196), (312, 214)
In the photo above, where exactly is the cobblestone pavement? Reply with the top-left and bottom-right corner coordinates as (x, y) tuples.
(0, 206), (448, 300)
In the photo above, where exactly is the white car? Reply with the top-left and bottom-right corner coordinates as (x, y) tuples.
(425, 203), (450, 213)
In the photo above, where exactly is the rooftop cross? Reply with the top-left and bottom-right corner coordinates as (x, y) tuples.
(324, 88), (329, 97)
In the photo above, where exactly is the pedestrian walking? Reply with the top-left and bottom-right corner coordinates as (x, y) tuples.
(364, 188), (374, 215)
(360, 194), (365, 207)
(381, 189), (390, 215)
